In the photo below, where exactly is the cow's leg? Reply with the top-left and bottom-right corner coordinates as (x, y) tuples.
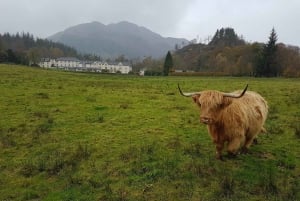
(252, 138), (258, 145)
(215, 143), (224, 160)
(227, 136), (244, 157)
(242, 136), (256, 153)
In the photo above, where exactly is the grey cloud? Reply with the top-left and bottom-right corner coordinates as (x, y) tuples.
(0, 0), (299, 46)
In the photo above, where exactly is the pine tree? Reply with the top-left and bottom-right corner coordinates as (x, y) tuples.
(209, 27), (245, 47)
(256, 28), (278, 77)
(163, 51), (173, 76)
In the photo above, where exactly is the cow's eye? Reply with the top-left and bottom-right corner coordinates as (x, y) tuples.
(219, 103), (225, 108)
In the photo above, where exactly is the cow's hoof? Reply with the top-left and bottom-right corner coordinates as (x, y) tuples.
(216, 155), (224, 161)
(227, 152), (237, 159)
(241, 147), (249, 154)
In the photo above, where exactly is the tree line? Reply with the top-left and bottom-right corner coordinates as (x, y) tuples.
(0, 32), (79, 65)
(172, 28), (300, 77)
(135, 28), (300, 77)
(0, 32), (135, 67)
(1, 29), (300, 77)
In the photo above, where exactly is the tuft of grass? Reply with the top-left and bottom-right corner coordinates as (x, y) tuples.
(22, 189), (40, 200)
(0, 128), (16, 147)
(94, 105), (108, 111)
(35, 92), (49, 99)
(119, 146), (139, 162)
(218, 175), (235, 198)
(73, 143), (92, 160)
(183, 142), (202, 157)
(292, 123), (300, 138)
(19, 142), (93, 178)
(20, 159), (37, 177)
(34, 120), (53, 134)
(33, 111), (49, 118)
(166, 136), (182, 150)
(85, 113), (104, 123)
(276, 153), (296, 170)
(258, 165), (278, 196)
(86, 96), (96, 102)
(120, 103), (129, 109)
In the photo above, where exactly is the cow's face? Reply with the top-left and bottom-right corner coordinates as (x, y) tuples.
(192, 91), (232, 125)
(178, 84), (248, 124)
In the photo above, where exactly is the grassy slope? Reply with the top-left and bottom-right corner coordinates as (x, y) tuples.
(0, 64), (299, 201)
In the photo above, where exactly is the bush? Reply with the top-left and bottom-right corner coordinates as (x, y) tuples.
(144, 71), (163, 76)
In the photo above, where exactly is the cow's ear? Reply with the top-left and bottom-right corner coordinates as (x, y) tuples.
(221, 97), (232, 108)
(192, 95), (200, 104)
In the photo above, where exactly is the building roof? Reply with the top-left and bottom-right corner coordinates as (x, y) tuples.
(40, 58), (50, 62)
(56, 57), (80, 62)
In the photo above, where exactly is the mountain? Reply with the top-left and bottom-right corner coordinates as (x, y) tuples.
(48, 21), (189, 59)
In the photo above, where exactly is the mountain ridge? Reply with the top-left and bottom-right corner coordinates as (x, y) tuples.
(48, 21), (189, 58)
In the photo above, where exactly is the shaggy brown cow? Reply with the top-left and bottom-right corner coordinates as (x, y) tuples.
(178, 84), (268, 160)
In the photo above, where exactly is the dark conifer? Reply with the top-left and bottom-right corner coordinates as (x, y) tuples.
(255, 28), (278, 77)
(163, 51), (173, 76)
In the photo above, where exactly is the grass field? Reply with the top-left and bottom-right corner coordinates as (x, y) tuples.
(0, 64), (300, 201)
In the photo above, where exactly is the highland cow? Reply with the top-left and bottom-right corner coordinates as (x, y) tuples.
(178, 84), (268, 160)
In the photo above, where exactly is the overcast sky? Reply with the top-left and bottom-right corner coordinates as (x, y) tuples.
(1, 0), (299, 46)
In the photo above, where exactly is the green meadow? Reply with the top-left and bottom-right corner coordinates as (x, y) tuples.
(0, 64), (299, 201)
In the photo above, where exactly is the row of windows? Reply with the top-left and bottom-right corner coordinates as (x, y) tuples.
(41, 61), (129, 67)
(40, 62), (131, 72)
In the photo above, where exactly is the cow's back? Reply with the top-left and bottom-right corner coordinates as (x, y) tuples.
(240, 91), (268, 123)
(232, 91), (268, 137)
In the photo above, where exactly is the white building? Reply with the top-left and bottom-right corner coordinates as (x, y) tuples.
(39, 57), (132, 74)
(39, 58), (56, 68)
(56, 57), (81, 68)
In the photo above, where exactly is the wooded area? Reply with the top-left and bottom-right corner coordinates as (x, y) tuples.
(0, 32), (131, 66)
(173, 28), (300, 77)
(1, 28), (300, 77)
(134, 28), (300, 77)
(0, 32), (78, 65)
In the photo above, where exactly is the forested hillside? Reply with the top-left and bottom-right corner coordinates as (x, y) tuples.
(173, 28), (300, 77)
(1, 28), (300, 77)
(0, 32), (79, 65)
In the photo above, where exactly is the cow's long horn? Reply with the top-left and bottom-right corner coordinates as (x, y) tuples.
(222, 84), (248, 98)
(178, 84), (202, 97)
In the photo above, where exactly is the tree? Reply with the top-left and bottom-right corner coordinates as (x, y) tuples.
(27, 47), (41, 65)
(115, 54), (127, 62)
(276, 44), (300, 77)
(209, 27), (245, 47)
(255, 28), (279, 77)
(6, 49), (17, 63)
(163, 51), (173, 76)
(0, 50), (7, 62)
